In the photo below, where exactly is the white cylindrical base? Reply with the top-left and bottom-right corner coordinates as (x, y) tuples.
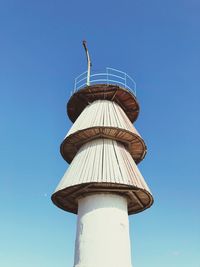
(74, 193), (132, 267)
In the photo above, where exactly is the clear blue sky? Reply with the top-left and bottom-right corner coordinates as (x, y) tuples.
(0, 0), (200, 266)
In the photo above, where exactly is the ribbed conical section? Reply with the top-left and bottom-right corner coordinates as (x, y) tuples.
(52, 138), (153, 215)
(61, 100), (146, 164)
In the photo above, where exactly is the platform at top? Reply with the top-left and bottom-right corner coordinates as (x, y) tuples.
(67, 67), (140, 123)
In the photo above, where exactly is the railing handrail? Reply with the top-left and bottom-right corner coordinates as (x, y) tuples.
(73, 67), (137, 96)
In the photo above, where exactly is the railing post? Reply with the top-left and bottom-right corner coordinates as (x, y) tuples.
(106, 68), (109, 85)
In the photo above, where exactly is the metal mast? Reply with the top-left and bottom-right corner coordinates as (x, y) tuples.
(82, 40), (92, 86)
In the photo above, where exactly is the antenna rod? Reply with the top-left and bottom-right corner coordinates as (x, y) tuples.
(82, 40), (92, 86)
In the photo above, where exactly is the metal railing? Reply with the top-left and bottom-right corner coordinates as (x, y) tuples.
(73, 67), (136, 96)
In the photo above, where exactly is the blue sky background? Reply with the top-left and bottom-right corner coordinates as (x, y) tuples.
(0, 0), (200, 266)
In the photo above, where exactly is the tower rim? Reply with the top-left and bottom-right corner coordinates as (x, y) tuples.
(51, 182), (154, 215)
(60, 126), (147, 164)
(67, 84), (140, 123)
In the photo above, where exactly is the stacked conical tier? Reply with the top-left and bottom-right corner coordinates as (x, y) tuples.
(52, 84), (153, 215)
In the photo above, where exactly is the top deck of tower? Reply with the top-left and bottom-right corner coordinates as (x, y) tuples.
(67, 67), (140, 123)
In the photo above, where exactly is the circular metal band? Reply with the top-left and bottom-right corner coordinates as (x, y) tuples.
(67, 84), (140, 123)
(51, 182), (153, 215)
(60, 126), (146, 164)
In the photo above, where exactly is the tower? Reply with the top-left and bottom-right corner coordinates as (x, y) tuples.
(51, 42), (154, 267)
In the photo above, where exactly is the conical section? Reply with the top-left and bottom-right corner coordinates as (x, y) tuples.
(61, 100), (146, 164)
(52, 138), (153, 215)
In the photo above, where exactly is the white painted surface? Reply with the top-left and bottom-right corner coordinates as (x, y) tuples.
(74, 193), (132, 267)
(55, 138), (151, 194)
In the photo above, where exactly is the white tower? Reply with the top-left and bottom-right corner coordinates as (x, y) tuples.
(52, 43), (153, 267)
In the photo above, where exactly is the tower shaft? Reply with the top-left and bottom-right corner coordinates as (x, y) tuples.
(74, 194), (132, 267)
